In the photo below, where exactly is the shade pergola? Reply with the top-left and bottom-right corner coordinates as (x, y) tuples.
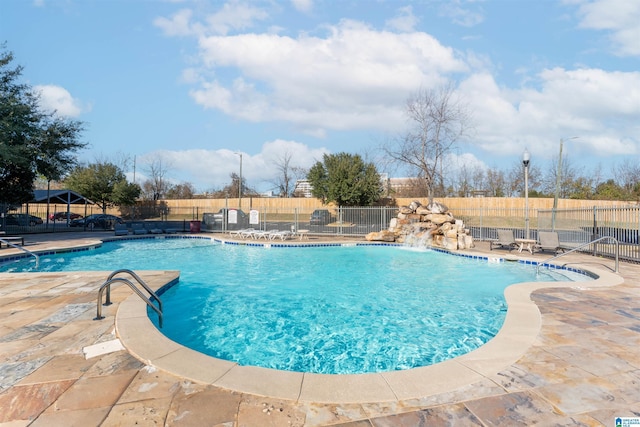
(30, 189), (95, 225)
(31, 189), (92, 206)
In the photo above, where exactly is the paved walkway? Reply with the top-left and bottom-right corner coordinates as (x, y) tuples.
(0, 232), (639, 426)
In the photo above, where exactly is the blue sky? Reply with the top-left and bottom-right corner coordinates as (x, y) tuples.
(2, 0), (638, 193)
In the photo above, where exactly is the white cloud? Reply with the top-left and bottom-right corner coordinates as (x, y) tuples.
(34, 85), (85, 117)
(188, 19), (466, 134)
(204, 0), (269, 35)
(458, 68), (640, 160)
(385, 6), (419, 32)
(143, 140), (329, 192)
(155, 1), (269, 37)
(574, 0), (640, 56)
(439, 1), (485, 27)
(154, 9), (197, 37)
(291, 0), (313, 13)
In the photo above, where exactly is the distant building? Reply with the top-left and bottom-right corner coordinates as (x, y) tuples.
(387, 177), (416, 194)
(296, 176), (423, 198)
(293, 179), (313, 198)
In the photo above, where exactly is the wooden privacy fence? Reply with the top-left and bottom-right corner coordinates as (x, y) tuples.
(9, 197), (640, 262)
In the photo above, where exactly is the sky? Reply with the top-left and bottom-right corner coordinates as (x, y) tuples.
(1, 0), (639, 194)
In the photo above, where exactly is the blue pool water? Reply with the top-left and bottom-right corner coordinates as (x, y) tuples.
(0, 237), (589, 374)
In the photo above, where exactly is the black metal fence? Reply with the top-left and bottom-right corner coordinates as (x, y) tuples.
(4, 202), (639, 263)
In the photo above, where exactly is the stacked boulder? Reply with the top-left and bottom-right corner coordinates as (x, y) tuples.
(365, 200), (474, 250)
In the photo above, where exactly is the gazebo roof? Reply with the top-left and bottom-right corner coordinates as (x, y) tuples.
(31, 189), (94, 205)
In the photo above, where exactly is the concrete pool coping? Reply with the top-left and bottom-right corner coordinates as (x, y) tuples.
(103, 235), (625, 404)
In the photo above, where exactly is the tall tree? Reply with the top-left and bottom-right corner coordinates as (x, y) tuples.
(383, 83), (471, 200)
(307, 153), (382, 206)
(64, 162), (140, 212)
(0, 45), (85, 211)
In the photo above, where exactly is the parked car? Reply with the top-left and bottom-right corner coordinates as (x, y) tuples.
(49, 212), (83, 221)
(5, 214), (44, 226)
(70, 214), (123, 229)
(309, 209), (334, 225)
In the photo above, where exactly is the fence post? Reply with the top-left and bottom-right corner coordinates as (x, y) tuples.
(480, 206), (484, 241)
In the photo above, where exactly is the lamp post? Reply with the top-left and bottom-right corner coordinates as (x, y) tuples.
(523, 149), (530, 239)
(235, 152), (243, 209)
(552, 137), (578, 230)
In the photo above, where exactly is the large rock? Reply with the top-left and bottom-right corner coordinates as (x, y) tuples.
(365, 230), (396, 242)
(425, 213), (455, 225)
(426, 201), (448, 214)
(384, 199), (474, 250)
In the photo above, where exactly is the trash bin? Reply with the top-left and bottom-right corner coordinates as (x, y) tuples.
(189, 220), (201, 233)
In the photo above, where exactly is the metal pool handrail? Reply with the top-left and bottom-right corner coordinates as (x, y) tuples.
(95, 269), (163, 327)
(537, 236), (619, 274)
(0, 238), (40, 268)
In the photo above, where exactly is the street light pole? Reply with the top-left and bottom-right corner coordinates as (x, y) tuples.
(552, 137), (578, 231)
(523, 149), (530, 239)
(235, 152), (243, 209)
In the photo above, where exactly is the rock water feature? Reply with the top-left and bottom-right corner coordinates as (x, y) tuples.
(365, 200), (474, 250)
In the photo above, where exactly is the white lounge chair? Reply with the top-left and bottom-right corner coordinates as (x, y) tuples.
(490, 229), (518, 251)
(268, 230), (294, 240)
(230, 228), (254, 238)
(251, 230), (271, 240)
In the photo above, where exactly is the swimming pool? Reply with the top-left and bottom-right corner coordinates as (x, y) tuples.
(0, 237), (589, 374)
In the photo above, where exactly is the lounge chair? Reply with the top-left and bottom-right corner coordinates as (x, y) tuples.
(161, 223), (180, 234)
(146, 224), (164, 234)
(536, 231), (564, 254)
(230, 228), (254, 238)
(490, 229), (518, 251)
(132, 223), (148, 235)
(268, 230), (294, 241)
(0, 232), (25, 248)
(251, 230), (271, 240)
(114, 223), (129, 236)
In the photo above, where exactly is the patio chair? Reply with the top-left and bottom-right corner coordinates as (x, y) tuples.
(536, 231), (564, 254)
(145, 224), (164, 234)
(229, 228), (254, 238)
(490, 229), (518, 251)
(268, 230), (294, 241)
(114, 223), (129, 236)
(132, 223), (148, 235)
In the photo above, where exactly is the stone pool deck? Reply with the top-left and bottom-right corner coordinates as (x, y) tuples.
(0, 231), (639, 426)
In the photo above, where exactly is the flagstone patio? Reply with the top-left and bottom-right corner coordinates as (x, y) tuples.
(0, 232), (638, 426)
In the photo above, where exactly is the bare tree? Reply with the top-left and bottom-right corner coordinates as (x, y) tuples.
(506, 158), (542, 197)
(383, 82), (471, 200)
(485, 167), (506, 197)
(542, 154), (577, 198)
(270, 151), (306, 197)
(142, 155), (173, 200)
(613, 158), (640, 195)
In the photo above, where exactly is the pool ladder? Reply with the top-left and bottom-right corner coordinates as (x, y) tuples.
(95, 269), (164, 327)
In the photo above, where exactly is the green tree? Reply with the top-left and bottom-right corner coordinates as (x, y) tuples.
(64, 162), (140, 212)
(307, 153), (382, 206)
(593, 179), (626, 201)
(0, 46), (85, 211)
